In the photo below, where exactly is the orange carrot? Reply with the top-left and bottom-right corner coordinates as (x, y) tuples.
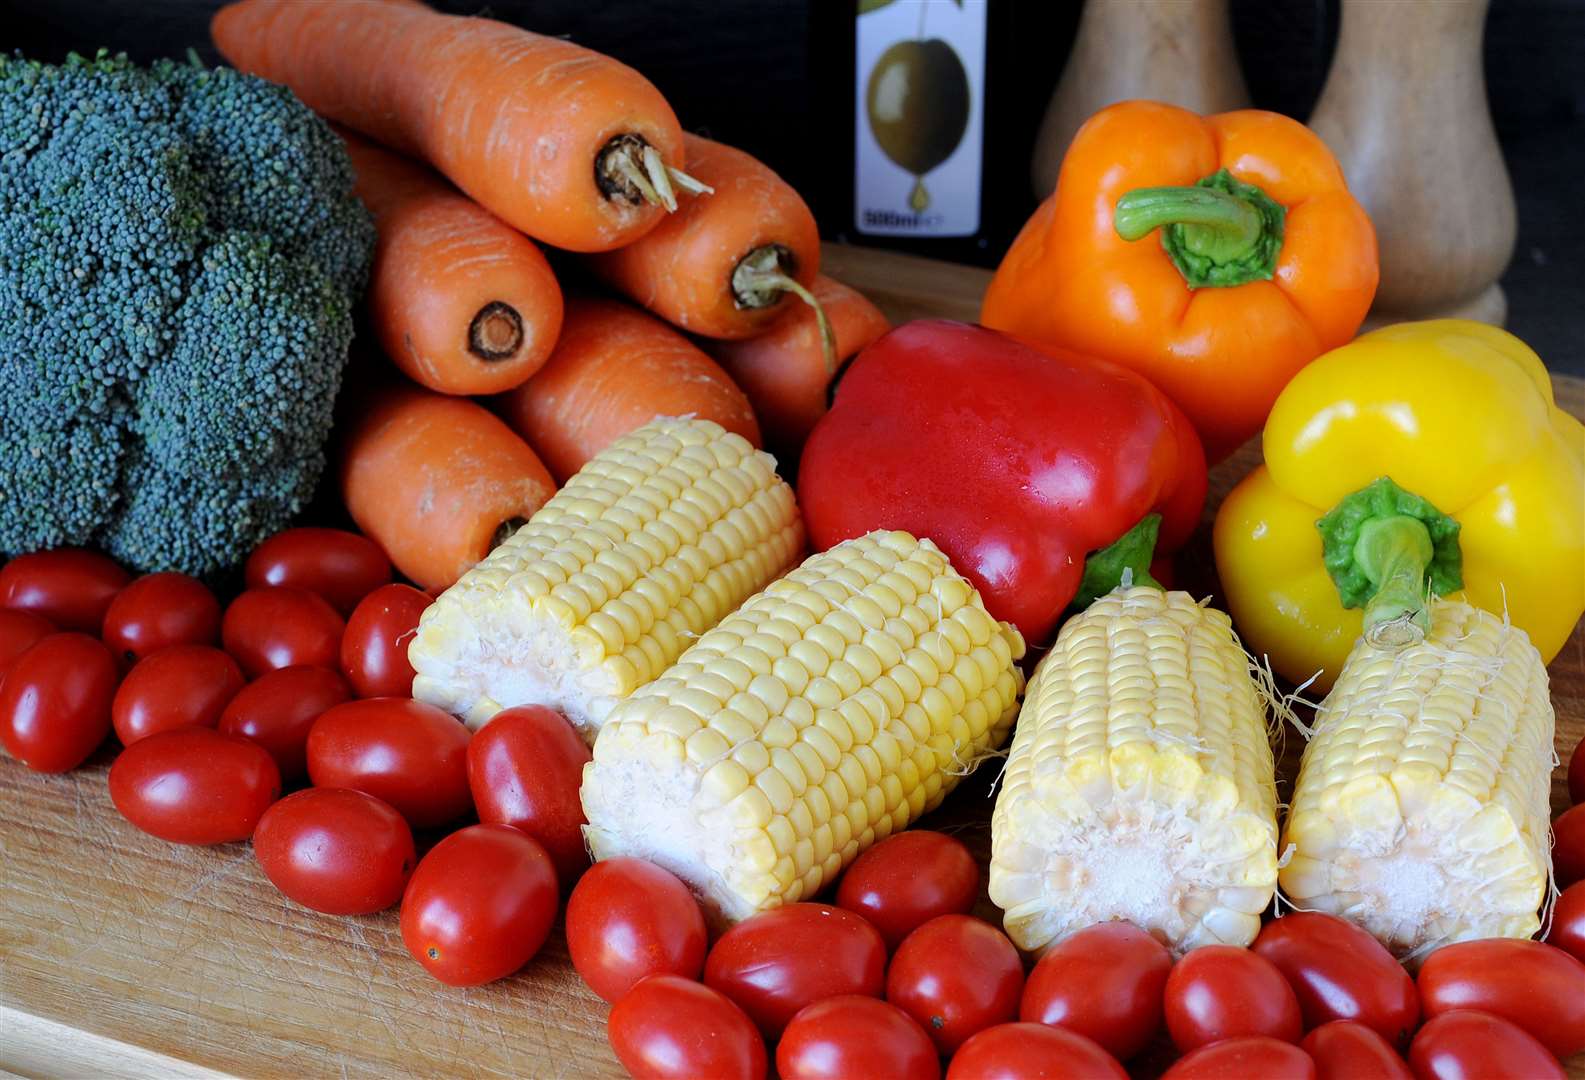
(705, 275), (891, 462)
(343, 134), (564, 396)
(212, 0), (698, 252)
(585, 134), (824, 342)
(339, 384), (555, 592)
(492, 296), (761, 483)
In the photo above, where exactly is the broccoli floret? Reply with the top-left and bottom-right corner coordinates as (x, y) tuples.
(0, 51), (373, 577)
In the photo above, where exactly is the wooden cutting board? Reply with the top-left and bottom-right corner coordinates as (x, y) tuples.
(2, 245), (1581, 1080)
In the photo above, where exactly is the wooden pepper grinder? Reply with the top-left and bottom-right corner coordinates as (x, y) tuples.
(1030, 0), (1248, 198)
(1310, 0), (1516, 325)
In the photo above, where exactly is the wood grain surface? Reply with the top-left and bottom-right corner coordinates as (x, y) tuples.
(2, 246), (1581, 1079)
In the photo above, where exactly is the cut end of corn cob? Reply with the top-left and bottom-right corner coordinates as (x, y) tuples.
(581, 530), (1026, 924)
(989, 587), (1279, 956)
(1279, 600), (1554, 959)
(408, 418), (804, 739)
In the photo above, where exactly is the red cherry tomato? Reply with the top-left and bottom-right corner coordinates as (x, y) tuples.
(253, 788), (415, 915)
(109, 728), (280, 844)
(887, 914), (1023, 1054)
(245, 527), (392, 616)
(1553, 803), (1585, 887)
(111, 645), (244, 746)
(0, 549), (128, 632)
(0, 610), (55, 682)
(565, 857), (707, 1003)
(0, 633), (116, 771)
(399, 823), (558, 986)
(834, 830), (978, 949)
(1020, 921), (1171, 1061)
(1160, 1036), (1317, 1080)
(1416, 937), (1585, 1058)
(1408, 1010), (1564, 1080)
(306, 698), (471, 829)
(608, 975), (767, 1080)
(340, 583), (430, 698)
(1252, 912), (1419, 1047)
(221, 586), (344, 679)
(1164, 944), (1303, 1053)
(945, 1022), (1127, 1080)
(467, 705), (591, 884)
(704, 902), (887, 1037)
(101, 572), (221, 663)
(779, 996), (939, 1080)
(1547, 881), (1585, 964)
(1570, 735), (1584, 804)
(218, 665), (352, 782)
(1301, 1021), (1411, 1080)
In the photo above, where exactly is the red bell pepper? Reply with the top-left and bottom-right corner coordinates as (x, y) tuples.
(798, 320), (1207, 645)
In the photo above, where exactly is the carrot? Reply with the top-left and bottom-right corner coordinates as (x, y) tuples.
(584, 133), (827, 345)
(492, 296), (761, 483)
(705, 274), (891, 462)
(339, 383), (556, 592)
(212, 0), (704, 252)
(343, 133), (564, 396)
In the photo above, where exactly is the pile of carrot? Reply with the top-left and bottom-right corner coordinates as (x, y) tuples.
(209, 0), (889, 590)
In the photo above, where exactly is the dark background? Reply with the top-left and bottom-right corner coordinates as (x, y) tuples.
(6, 0), (1581, 373)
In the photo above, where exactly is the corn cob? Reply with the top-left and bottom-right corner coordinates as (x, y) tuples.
(1279, 600), (1555, 959)
(409, 417), (804, 738)
(581, 530), (1026, 923)
(989, 586), (1279, 955)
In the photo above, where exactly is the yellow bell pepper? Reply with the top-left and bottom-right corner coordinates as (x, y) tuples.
(1214, 319), (1584, 691)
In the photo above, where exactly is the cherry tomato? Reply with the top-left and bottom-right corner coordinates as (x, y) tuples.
(217, 665), (351, 782)
(887, 914), (1023, 1054)
(1416, 937), (1585, 1058)
(1020, 920), (1171, 1061)
(109, 727), (280, 844)
(340, 583), (430, 698)
(1160, 1036), (1317, 1080)
(111, 645), (244, 746)
(254, 788), (415, 915)
(1164, 944), (1303, 1053)
(0, 549), (128, 632)
(945, 1022), (1127, 1080)
(1553, 803), (1585, 887)
(1547, 880), (1585, 964)
(467, 705), (591, 884)
(245, 527), (392, 616)
(565, 857), (707, 1003)
(307, 698), (471, 828)
(0, 633), (116, 771)
(704, 902), (887, 1037)
(1301, 1021), (1411, 1080)
(779, 996), (939, 1080)
(835, 829), (978, 949)
(1408, 1010), (1564, 1080)
(1570, 735), (1584, 805)
(0, 610), (55, 683)
(222, 586), (344, 679)
(400, 824), (558, 986)
(101, 572), (221, 663)
(608, 974), (767, 1080)
(1252, 912), (1419, 1047)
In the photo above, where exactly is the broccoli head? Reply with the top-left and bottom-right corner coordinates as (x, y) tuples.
(0, 51), (374, 577)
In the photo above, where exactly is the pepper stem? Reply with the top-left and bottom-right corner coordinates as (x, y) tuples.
(1071, 515), (1164, 613)
(1354, 516), (1435, 646)
(1113, 168), (1286, 289)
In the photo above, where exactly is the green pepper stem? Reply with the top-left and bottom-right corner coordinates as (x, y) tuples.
(1114, 186), (1263, 261)
(1071, 515), (1164, 613)
(1354, 515), (1434, 647)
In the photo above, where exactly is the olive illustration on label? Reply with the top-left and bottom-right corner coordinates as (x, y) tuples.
(866, 38), (970, 212)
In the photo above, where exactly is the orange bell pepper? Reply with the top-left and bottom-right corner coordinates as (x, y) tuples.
(981, 101), (1379, 462)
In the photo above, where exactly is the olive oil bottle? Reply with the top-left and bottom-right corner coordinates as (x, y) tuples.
(812, 0), (1069, 266)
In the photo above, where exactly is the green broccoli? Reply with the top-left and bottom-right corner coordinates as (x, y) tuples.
(0, 51), (374, 577)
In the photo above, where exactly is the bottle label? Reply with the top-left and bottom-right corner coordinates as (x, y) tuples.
(854, 0), (987, 239)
